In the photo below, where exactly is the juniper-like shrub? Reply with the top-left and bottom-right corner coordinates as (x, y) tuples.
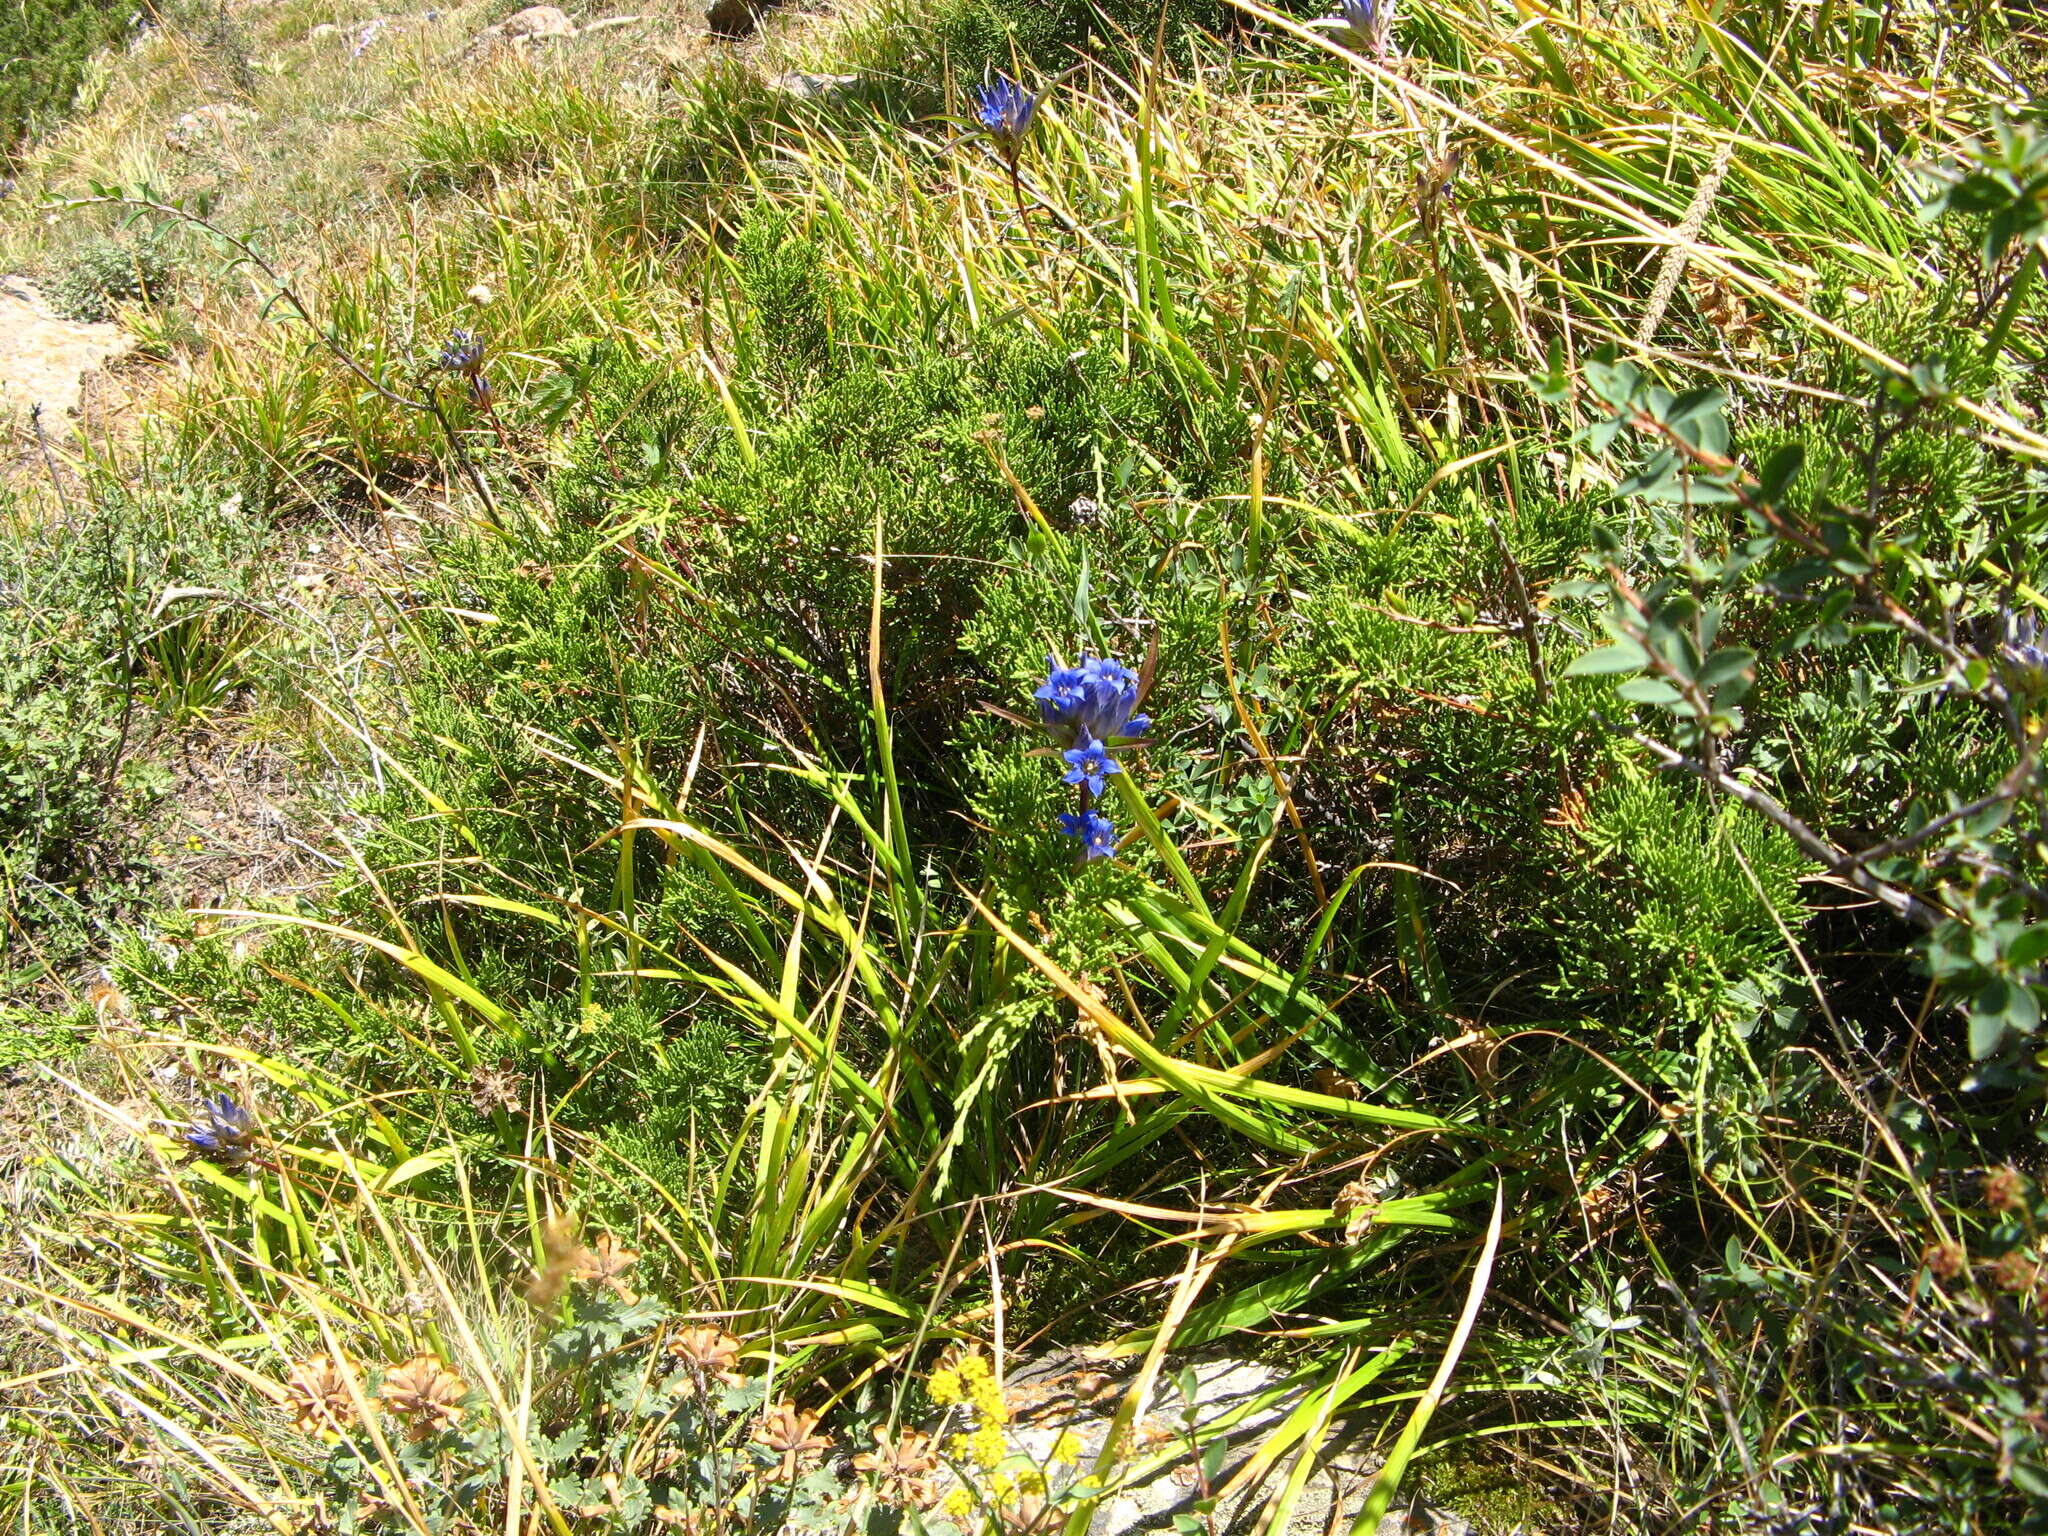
(0, 0), (131, 160)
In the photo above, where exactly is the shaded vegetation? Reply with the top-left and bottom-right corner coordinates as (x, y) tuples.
(0, 0), (135, 161)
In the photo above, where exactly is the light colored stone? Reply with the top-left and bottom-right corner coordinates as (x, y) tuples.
(768, 70), (859, 101)
(499, 5), (575, 37)
(0, 277), (135, 426)
(165, 102), (257, 151)
(950, 1353), (1471, 1536)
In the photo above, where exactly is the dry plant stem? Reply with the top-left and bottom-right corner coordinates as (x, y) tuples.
(28, 404), (73, 525)
(1651, 1271), (1761, 1496)
(1632, 134), (1741, 349)
(423, 382), (501, 524)
(1366, 606), (1516, 635)
(1486, 515), (1550, 705)
(1632, 733), (1941, 929)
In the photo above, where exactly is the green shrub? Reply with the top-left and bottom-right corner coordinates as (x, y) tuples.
(0, 506), (154, 997)
(1546, 764), (1807, 1032)
(0, 0), (133, 160)
(0, 479), (269, 998)
(47, 229), (178, 323)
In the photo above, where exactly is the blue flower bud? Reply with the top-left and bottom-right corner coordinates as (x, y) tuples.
(975, 75), (1039, 163)
(184, 1094), (258, 1169)
(435, 328), (485, 376)
(1337, 0), (1395, 57)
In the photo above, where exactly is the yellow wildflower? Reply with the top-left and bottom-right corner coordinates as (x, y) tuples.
(988, 1472), (1016, 1504)
(929, 1367), (965, 1405)
(1049, 1431), (1082, 1466)
(969, 1378), (1010, 1424)
(1016, 1466), (1047, 1497)
(969, 1424), (1006, 1469)
(958, 1354), (992, 1381)
(940, 1487), (976, 1522)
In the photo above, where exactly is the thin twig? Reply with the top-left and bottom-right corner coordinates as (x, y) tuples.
(422, 382), (500, 524)
(1633, 733), (1941, 930)
(28, 405), (75, 527)
(1840, 741), (2041, 872)
(1487, 516), (1550, 706)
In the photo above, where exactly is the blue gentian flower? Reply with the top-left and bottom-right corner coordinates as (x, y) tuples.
(1034, 655), (1150, 748)
(435, 328), (485, 376)
(184, 1094), (258, 1169)
(1037, 652), (1149, 863)
(975, 75), (1039, 162)
(1062, 733), (1122, 796)
(1059, 809), (1118, 860)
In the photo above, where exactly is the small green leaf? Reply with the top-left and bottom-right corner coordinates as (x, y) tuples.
(1697, 647), (1757, 691)
(1566, 641), (1648, 677)
(1757, 443), (1805, 502)
(1615, 677), (1683, 706)
(2006, 925), (2048, 972)
(1972, 997), (2013, 1060)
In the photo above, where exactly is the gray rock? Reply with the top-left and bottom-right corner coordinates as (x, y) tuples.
(0, 277), (136, 425)
(498, 3), (576, 36)
(949, 1354), (1470, 1536)
(768, 70), (861, 101)
(164, 102), (257, 151)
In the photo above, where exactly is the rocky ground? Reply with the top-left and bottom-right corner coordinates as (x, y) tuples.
(997, 1352), (1471, 1536)
(0, 273), (132, 427)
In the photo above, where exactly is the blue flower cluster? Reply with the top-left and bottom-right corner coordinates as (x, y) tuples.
(184, 1094), (258, 1169)
(975, 75), (1039, 163)
(1037, 655), (1149, 860)
(435, 329), (485, 375)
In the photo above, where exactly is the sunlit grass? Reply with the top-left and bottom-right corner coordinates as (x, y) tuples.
(3, 0), (2044, 1529)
